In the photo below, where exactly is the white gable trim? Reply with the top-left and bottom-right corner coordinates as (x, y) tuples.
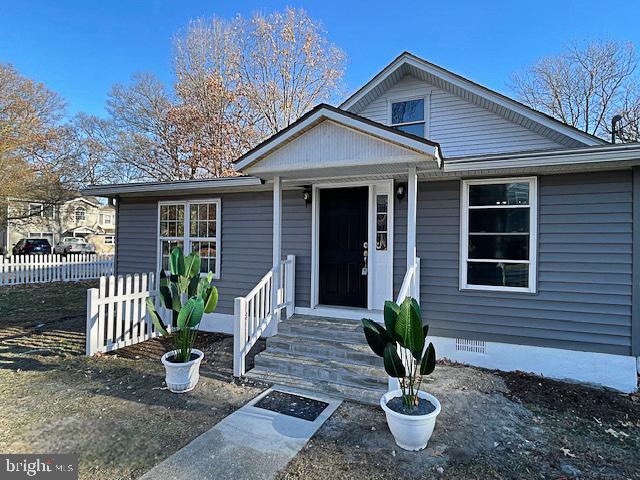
(235, 106), (441, 172)
(245, 120), (435, 175)
(340, 53), (604, 147)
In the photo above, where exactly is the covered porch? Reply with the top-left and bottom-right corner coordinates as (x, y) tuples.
(232, 105), (442, 377)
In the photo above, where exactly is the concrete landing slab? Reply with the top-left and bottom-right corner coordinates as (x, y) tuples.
(140, 387), (342, 480)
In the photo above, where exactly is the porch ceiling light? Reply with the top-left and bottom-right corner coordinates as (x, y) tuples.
(396, 183), (406, 202)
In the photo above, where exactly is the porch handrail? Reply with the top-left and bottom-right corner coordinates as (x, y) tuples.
(396, 257), (421, 305)
(390, 257), (421, 391)
(233, 255), (295, 377)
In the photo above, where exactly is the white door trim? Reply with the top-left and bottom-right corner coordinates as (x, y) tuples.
(310, 179), (394, 310)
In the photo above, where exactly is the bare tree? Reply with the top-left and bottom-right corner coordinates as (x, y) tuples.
(101, 8), (346, 182)
(512, 41), (639, 140)
(0, 63), (79, 221)
(241, 8), (346, 136)
(107, 73), (186, 180)
(173, 17), (258, 176)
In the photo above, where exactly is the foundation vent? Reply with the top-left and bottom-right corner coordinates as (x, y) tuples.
(455, 338), (487, 354)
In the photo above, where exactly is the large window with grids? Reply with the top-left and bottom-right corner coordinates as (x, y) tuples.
(158, 199), (221, 278)
(460, 177), (537, 293)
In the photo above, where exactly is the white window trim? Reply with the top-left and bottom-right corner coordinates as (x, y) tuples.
(387, 94), (430, 137)
(75, 206), (86, 222)
(29, 203), (43, 217)
(104, 235), (115, 245)
(157, 199), (221, 280)
(459, 177), (538, 293)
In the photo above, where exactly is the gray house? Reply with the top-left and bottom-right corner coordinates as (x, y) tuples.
(85, 52), (640, 397)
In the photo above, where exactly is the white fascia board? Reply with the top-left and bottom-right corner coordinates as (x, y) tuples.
(340, 56), (405, 111)
(444, 144), (640, 172)
(341, 53), (603, 147)
(81, 176), (264, 197)
(235, 107), (440, 172)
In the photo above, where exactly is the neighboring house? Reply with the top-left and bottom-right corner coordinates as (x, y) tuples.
(84, 52), (640, 395)
(0, 196), (116, 254)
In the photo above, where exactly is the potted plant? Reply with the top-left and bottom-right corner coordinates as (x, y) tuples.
(146, 247), (218, 393)
(361, 297), (440, 451)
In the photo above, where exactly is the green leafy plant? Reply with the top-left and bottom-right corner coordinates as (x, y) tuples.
(146, 247), (218, 363)
(361, 297), (436, 409)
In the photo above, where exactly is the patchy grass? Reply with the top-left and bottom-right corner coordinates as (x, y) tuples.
(0, 281), (265, 480)
(0, 281), (95, 328)
(1, 281), (638, 479)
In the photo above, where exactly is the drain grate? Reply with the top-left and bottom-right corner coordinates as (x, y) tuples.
(254, 391), (329, 422)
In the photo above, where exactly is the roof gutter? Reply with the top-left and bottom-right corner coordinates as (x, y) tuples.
(82, 176), (265, 197)
(443, 143), (640, 172)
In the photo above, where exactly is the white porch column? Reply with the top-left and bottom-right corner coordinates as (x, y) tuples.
(269, 176), (282, 335)
(407, 165), (418, 272)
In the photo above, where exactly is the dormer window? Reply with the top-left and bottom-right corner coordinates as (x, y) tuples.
(390, 98), (425, 136)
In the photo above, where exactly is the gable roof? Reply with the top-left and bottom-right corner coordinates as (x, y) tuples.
(235, 103), (443, 173)
(340, 52), (605, 148)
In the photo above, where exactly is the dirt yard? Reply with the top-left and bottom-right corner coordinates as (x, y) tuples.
(278, 365), (640, 480)
(1, 282), (638, 480)
(0, 281), (266, 480)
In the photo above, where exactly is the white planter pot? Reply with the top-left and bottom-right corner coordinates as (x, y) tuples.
(161, 349), (204, 393)
(380, 389), (441, 451)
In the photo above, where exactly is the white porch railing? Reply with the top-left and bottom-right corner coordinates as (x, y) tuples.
(0, 254), (114, 286)
(396, 257), (421, 305)
(390, 257), (421, 391)
(85, 272), (165, 356)
(233, 255), (295, 377)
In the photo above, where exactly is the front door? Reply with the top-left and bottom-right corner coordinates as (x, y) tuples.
(319, 187), (368, 307)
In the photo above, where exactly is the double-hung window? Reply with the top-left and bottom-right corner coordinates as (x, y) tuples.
(390, 98), (425, 137)
(158, 199), (221, 278)
(460, 178), (537, 293)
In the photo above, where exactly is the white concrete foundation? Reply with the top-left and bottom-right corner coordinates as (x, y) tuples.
(431, 336), (638, 393)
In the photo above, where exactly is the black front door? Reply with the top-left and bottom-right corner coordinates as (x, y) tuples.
(319, 187), (368, 307)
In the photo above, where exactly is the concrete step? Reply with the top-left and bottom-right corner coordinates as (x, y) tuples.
(278, 318), (367, 344)
(266, 333), (383, 368)
(254, 350), (388, 391)
(245, 368), (385, 406)
(246, 314), (389, 405)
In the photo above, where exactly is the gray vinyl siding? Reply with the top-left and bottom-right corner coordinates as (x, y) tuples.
(358, 75), (564, 157)
(116, 197), (157, 275)
(417, 171), (633, 356)
(116, 192), (273, 315)
(282, 191), (312, 307)
(393, 189), (407, 298)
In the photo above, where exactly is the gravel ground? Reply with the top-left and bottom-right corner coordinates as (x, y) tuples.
(0, 281), (266, 480)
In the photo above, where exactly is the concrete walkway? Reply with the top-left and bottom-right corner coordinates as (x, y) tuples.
(140, 387), (342, 480)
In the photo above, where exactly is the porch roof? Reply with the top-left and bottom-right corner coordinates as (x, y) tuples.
(234, 104), (443, 179)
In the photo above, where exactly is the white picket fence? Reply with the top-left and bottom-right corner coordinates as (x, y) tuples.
(85, 272), (167, 356)
(0, 254), (114, 286)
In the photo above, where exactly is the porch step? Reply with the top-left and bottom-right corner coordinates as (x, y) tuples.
(266, 334), (384, 368)
(246, 315), (388, 406)
(245, 368), (384, 406)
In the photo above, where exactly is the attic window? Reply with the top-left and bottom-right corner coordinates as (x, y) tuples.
(390, 99), (425, 137)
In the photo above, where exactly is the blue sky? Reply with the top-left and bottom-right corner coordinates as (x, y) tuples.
(1, 0), (639, 117)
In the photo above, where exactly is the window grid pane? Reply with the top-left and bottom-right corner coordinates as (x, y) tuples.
(391, 99), (424, 124)
(160, 204), (185, 238)
(375, 194), (388, 251)
(161, 240), (184, 271)
(464, 180), (534, 290)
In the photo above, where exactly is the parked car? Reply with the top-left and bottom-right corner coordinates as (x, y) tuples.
(12, 238), (52, 255)
(54, 237), (96, 255)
